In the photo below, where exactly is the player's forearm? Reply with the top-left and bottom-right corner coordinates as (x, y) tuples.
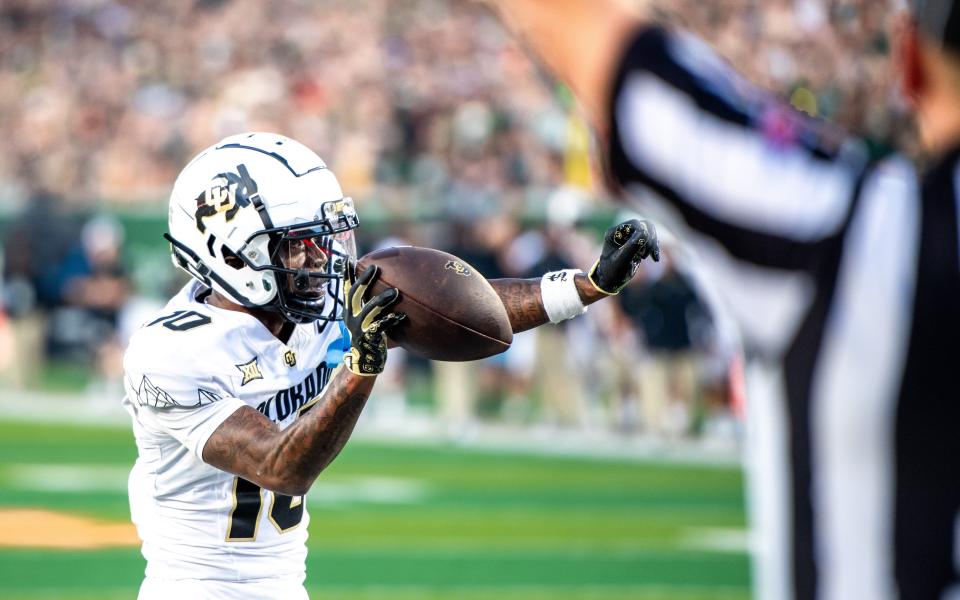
(490, 275), (604, 333)
(482, 0), (643, 132)
(261, 366), (373, 494)
(202, 365), (374, 496)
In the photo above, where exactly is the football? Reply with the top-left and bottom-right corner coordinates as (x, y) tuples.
(356, 246), (513, 361)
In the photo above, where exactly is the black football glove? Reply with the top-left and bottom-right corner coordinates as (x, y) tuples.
(343, 263), (405, 377)
(588, 219), (660, 295)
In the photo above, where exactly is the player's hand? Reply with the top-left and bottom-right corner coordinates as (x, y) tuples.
(343, 264), (405, 376)
(588, 219), (660, 295)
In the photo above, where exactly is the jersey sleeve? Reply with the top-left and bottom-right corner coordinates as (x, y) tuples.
(124, 328), (246, 460)
(605, 26), (872, 271)
(135, 397), (246, 460)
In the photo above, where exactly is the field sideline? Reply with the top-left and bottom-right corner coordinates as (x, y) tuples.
(0, 419), (749, 600)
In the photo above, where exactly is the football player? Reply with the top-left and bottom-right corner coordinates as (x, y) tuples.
(122, 131), (659, 599)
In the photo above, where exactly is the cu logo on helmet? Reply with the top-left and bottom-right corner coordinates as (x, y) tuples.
(194, 164), (256, 233)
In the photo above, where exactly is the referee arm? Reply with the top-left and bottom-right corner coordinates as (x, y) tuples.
(484, 0), (868, 259)
(484, 0), (873, 354)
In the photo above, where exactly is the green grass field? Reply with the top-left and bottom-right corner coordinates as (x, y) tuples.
(0, 420), (749, 599)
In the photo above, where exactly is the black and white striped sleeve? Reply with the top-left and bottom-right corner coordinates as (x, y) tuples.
(606, 26), (871, 271)
(604, 26), (877, 356)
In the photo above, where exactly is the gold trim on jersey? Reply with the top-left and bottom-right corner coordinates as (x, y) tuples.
(267, 493), (304, 534)
(297, 394), (322, 417)
(225, 477), (263, 542)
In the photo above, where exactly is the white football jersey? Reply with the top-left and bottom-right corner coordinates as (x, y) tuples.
(122, 280), (349, 582)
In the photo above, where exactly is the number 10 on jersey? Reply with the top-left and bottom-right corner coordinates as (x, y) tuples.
(227, 477), (304, 541)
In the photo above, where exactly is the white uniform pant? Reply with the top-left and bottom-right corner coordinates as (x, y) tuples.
(139, 574), (309, 600)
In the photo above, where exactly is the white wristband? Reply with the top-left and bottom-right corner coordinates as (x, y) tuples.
(540, 269), (587, 324)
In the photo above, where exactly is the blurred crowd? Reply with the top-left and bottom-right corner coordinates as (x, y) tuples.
(0, 0), (578, 211)
(0, 0), (900, 210)
(0, 0), (901, 440)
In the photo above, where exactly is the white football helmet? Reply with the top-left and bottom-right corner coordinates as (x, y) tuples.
(166, 132), (358, 324)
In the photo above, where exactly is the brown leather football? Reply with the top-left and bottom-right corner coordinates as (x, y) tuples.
(356, 246), (513, 361)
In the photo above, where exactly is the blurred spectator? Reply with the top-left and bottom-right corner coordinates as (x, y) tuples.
(435, 216), (518, 434)
(1, 205), (131, 389)
(45, 214), (130, 363)
(0, 250), (14, 374)
(495, 190), (600, 429)
(618, 249), (711, 438)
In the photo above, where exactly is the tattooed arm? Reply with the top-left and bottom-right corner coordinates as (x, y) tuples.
(489, 275), (605, 333)
(202, 366), (373, 496)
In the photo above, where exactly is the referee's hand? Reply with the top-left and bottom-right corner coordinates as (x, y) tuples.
(588, 219), (660, 295)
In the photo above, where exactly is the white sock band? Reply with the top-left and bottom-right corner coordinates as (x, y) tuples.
(540, 269), (587, 324)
